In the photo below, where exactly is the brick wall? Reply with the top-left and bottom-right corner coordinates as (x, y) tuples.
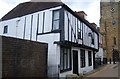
(1, 36), (48, 79)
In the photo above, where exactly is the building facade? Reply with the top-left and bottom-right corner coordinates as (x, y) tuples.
(0, 2), (99, 77)
(95, 32), (104, 62)
(100, 0), (120, 61)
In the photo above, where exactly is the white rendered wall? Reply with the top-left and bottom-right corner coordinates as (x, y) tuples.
(64, 10), (82, 44)
(0, 18), (19, 37)
(0, 36), (2, 79)
(0, 6), (62, 77)
(37, 33), (60, 77)
(59, 47), (94, 77)
(94, 33), (98, 49)
(96, 47), (104, 61)
(80, 50), (93, 74)
(60, 71), (73, 77)
(0, 6), (98, 77)
(64, 10), (98, 49)
(0, 6), (61, 40)
(95, 33), (103, 61)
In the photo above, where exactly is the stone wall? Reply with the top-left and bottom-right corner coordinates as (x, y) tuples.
(1, 36), (48, 79)
(100, 2), (120, 59)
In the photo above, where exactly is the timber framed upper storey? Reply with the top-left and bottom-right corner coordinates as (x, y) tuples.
(1, 2), (99, 51)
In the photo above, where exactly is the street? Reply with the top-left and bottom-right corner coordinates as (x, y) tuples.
(86, 63), (119, 79)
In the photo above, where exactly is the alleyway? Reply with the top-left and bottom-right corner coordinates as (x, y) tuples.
(86, 63), (119, 79)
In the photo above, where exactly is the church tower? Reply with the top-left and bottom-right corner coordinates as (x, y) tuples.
(100, 0), (120, 61)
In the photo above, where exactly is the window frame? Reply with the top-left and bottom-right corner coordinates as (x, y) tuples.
(80, 49), (86, 68)
(3, 25), (8, 34)
(114, 37), (116, 45)
(78, 21), (83, 39)
(52, 9), (60, 31)
(88, 51), (92, 66)
(91, 32), (94, 45)
(60, 46), (72, 73)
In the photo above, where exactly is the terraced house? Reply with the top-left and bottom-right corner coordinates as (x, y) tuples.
(0, 1), (99, 77)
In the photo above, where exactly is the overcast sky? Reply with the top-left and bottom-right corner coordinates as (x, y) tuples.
(0, 0), (100, 26)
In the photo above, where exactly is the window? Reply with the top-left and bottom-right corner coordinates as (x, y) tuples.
(112, 19), (116, 25)
(91, 33), (94, 45)
(88, 32), (94, 45)
(3, 25), (8, 34)
(91, 38), (94, 45)
(88, 51), (92, 66)
(60, 46), (71, 72)
(114, 37), (116, 45)
(80, 49), (85, 68)
(78, 21), (82, 39)
(78, 31), (81, 39)
(52, 10), (60, 30)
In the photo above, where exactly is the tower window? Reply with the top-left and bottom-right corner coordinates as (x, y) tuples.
(112, 19), (116, 25)
(3, 25), (8, 34)
(114, 37), (116, 45)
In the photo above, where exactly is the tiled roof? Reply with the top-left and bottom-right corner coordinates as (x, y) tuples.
(1, 2), (64, 21)
(1, 1), (98, 34)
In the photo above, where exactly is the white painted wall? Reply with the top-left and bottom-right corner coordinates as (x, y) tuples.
(37, 33), (60, 77)
(0, 18), (19, 37)
(64, 10), (82, 44)
(94, 33), (98, 49)
(0, 5), (98, 77)
(0, 6), (61, 39)
(71, 47), (94, 75)
(95, 33), (103, 61)
(44, 10), (52, 33)
(0, 36), (2, 79)
(60, 71), (72, 77)
(80, 50), (93, 74)
(96, 47), (104, 61)
(83, 23), (92, 46)
(0, 6), (62, 77)
(16, 17), (25, 39)
(64, 10), (98, 50)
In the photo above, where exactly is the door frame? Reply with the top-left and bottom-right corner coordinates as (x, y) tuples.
(72, 50), (79, 75)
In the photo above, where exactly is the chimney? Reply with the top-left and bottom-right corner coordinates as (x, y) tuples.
(75, 11), (87, 19)
(90, 23), (97, 29)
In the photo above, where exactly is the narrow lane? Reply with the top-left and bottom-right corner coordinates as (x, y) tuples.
(86, 64), (119, 78)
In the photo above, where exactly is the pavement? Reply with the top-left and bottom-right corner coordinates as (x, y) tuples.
(85, 63), (120, 79)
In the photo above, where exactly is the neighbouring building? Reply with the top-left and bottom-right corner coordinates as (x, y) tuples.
(0, 1), (99, 77)
(76, 12), (104, 62)
(96, 27), (104, 62)
(100, 0), (120, 61)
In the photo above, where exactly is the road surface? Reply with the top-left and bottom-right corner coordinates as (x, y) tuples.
(86, 63), (120, 79)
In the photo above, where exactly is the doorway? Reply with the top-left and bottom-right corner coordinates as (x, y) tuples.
(73, 50), (78, 75)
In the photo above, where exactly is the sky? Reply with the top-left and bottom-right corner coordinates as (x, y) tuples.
(0, 0), (100, 26)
